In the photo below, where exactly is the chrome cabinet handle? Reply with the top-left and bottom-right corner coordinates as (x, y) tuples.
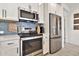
(17, 48), (18, 54)
(7, 43), (14, 45)
(45, 37), (47, 38)
(2, 9), (6, 18)
(5, 10), (7, 18)
(43, 40), (45, 44)
(2, 9), (4, 17)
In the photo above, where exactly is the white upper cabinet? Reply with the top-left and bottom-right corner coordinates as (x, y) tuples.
(56, 4), (63, 16)
(48, 3), (63, 16)
(0, 3), (40, 21)
(48, 3), (57, 14)
(38, 4), (44, 23)
(18, 3), (39, 13)
(30, 3), (39, 13)
(0, 4), (6, 19)
(0, 3), (19, 21)
(5, 4), (19, 21)
(17, 3), (29, 11)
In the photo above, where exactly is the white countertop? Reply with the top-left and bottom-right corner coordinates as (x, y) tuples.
(0, 34), (20, 42)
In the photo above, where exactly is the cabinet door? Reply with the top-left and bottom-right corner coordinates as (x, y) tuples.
(0, 4), (2, 18)
(48, 3), (56, 14)
(31, 3), (39, 13)
(0, 46), (19, 56)
(38, 4), (44, 23)
(18, 3), (29, 11)
(56, 4), (63, 16)
(43, 34), (49, 55)
(4, 3), (19, 21)
(0, 3), (5, 19)
(0, 40), (19, 56)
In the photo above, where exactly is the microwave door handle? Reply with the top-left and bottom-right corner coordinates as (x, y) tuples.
(35, 13), (36, 20)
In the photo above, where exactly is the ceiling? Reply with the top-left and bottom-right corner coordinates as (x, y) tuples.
(65, 3), (79, 8)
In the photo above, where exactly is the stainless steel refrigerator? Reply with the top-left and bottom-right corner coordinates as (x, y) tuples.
(49, 13), (62, 54)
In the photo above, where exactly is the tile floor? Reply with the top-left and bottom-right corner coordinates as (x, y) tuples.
(48, 43), (79, 56)
(38, 43), (79, 56)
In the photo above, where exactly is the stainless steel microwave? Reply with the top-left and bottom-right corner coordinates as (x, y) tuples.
(19, 9), (39, 20)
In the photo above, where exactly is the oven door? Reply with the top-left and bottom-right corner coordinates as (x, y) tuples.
(21, 36), (42, 56)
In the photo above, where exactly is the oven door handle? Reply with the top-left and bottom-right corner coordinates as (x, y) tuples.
(21, 36), (43, 41)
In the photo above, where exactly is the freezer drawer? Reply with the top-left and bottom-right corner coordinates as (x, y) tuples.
(50, 38), (62, 53)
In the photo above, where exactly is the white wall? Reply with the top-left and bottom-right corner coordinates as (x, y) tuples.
(66, 7), (79, 45)
(64, 4), (79, 46)
(63, 6), (71, 43)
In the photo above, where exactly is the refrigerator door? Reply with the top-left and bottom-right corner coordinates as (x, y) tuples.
(49, 14), (56, 38)
(49, 13), (61, 38)
(49, 13), (62, 54)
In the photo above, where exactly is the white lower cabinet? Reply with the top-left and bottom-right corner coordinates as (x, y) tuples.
(42, 34), (49, 55)
(0, 46), (19, 56)
(0, 40), (19, 56)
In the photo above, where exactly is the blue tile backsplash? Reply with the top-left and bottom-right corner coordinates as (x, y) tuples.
(0, 22), (17, 35)
(0, 21), (36, 35)
(20, 21), (36, 31)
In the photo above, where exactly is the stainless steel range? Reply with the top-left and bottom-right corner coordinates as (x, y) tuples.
(20, 35), (43, 56)
(18, 8), (43, 56)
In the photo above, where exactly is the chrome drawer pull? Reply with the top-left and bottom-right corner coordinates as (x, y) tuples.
(17, 48), (18, 54)
(7, 43), (14, 45)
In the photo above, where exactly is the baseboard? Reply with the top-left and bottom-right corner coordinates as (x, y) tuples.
(43, 52), (50, 56)
(65, 42), (79, 46)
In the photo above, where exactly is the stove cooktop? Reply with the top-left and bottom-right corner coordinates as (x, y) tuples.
(18, 33), (42, 38)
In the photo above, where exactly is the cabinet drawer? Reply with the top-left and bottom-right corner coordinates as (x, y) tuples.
(0, 40), (19, 47)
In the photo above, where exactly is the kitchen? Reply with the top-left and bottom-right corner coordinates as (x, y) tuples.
(0, 3), (64, 56)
